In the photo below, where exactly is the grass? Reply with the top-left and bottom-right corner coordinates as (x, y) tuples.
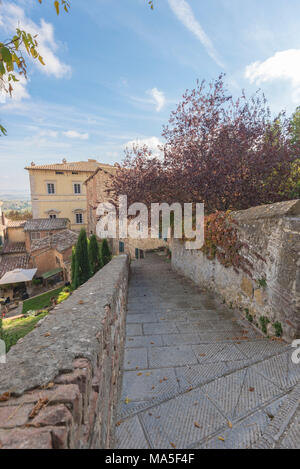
(2, 312), (48, 352)
(22, 286), (63, 314)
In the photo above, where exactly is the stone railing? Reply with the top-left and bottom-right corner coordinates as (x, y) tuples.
(171, 200), (300, 342)
(0, 254), (129, 449)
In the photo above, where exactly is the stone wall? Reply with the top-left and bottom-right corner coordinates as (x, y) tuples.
(0, 255), (129, 449)
(171, 200), (300, 342)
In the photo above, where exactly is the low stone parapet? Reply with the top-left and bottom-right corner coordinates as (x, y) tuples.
(0, 255), (129, 449)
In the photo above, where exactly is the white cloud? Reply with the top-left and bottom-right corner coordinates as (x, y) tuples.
(245, 49), (300, 103)
(148, 88), (166, 112)
(168, 0), (224, 67)
(63, 130), (89, 140)
(124, 136), (163, 158)
(39, 129), (58, 138)
(1, 2), (71, 79)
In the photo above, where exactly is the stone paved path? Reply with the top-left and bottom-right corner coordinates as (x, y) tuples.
(115, 253), (300, 449)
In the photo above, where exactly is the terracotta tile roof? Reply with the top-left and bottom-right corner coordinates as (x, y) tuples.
(2, 242), (26, 254)
(6, 220), (26, 228)
(24, 218), (69, 232)
(31, 229), (79, 253)
(0, 255), (30, 278)
(25, 160), (115, 173)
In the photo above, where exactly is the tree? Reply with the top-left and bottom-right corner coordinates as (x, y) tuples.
(290, 107), (300, 146)
(112, 75), (299, 213)
(88, 234), (103, 274)
(0, 0), (154, 135)
(73, 229), (91, 289)
(5, 210), (32, 221)
(101, 239), (111, 266)
(71, 246), (76, 288)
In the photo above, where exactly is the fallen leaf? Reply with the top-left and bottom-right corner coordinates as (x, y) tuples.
(145, 372), (151, 376)
(29, 398), (49, 419)
(124, 397), (131, 405)
(137, 373), (143, 376)
(46, 382), (54, 389)
(249, 387), (255, 392)
(194, 422), (201, 428)
(170, 442), (176, 448)
(218, 436), (225, 442)
(228, 421), (233, 429)
(0, 392), (11, 402)
(116, 421), (122, 427)
(78, 300), (84, 305)
(44, 333), (51, 337)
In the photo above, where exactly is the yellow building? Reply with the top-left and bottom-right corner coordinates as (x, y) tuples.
(25, 159), (115, 232)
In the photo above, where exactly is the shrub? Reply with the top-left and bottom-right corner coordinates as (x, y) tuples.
(32, 278), (42, 286)
(57, 291), (70, 304)
(259, 316), (270, 334)
(245, 310), (253, 323)
(256, 277), (267, 289)
(273, 321), (283, 337)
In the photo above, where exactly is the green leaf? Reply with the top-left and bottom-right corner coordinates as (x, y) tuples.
(0, 125), (7, 136)
(0, 61), (5, 75)
(0, 47), (12, 65)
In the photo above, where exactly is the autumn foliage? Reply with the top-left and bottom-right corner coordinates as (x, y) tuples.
(111, 75), (299, 213)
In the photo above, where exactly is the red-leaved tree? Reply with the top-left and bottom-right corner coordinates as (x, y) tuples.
(111, 75), (299, 212)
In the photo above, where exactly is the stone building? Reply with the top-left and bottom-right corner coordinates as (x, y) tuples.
(30, 229), (79, 282)
(25, 159), (115, 232)
(84, 166), (168, 258)
(23, 218), (70, 252)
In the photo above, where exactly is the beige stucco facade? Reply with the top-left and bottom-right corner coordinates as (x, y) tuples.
(26, 159), (115, 232)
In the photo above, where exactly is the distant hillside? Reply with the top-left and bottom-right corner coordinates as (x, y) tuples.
(2, 200), (32, 212)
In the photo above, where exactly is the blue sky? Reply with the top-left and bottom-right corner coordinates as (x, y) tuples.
(0, 0), (300, 193)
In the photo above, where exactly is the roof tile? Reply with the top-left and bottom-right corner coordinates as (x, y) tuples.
(24, 218), (69, 232)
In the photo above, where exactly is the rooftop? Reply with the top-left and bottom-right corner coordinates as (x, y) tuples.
(25, 159), (115, 173)
(30, 229), (79, 253)
(1, 242), (26, 255)
(24, 218), (70, 232)
(0, 254), (31, 279)
(6, 220), (26, 229)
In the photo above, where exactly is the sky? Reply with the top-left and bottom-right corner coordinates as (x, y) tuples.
(0, 0), (300, 194)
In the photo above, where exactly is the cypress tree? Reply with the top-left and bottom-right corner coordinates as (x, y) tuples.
(101, 239), (111, 266)
(74, 229), (91, 288)
(71, 246), (76, 288)
(89, 234), (102, 274)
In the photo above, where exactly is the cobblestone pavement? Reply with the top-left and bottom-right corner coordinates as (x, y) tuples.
(115, 253), (300, 449)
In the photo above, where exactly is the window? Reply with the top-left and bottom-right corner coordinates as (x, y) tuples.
(55, 171), (64, 175)
(73, 183), (81, 194)
(49, 214), (57, 219)
(31, 232), (41, 241)
(76, 213), (83, 224)
(47, 183), (55, 194)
